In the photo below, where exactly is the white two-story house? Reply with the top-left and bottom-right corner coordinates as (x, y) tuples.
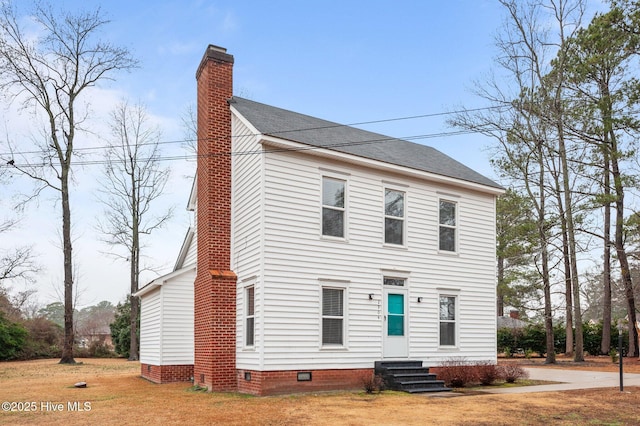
(135, 45), (503, 396)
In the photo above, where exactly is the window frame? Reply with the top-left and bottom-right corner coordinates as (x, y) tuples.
(438, 199), (457, 253)
(383, 187), (406, 246)
(438, 294), (457, 348)
(320, 283), (348, 349)
(321, 175), (347, 240)
(245, 285), (255, 348)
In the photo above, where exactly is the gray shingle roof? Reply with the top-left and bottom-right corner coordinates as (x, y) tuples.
(230, 96), (502, 189)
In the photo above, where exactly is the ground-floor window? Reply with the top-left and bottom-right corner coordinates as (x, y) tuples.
(439, 295), (456, 346)
(246, 286), (255, 347)
(322, 287), (344, 345)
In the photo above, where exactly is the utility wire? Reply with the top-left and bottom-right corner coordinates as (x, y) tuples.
(0, 105), (503, 158)
(0, 129), (486, 169)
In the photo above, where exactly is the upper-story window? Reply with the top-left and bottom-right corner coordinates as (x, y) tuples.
(439, 200), (456, 252)
(322, 177), (346, 238)
(384, 189), (405, 245)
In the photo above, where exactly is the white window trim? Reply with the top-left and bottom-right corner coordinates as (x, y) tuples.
(438, 198), (458, 254)
(383, 186), (407, 247)
(320, 173), (349, 241)
(319, 281), (349, 350)
(438, 293), (458, 349)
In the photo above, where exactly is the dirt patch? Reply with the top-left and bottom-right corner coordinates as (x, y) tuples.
(0, 357), (639, 425)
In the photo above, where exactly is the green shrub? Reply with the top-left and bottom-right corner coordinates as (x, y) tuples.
(582, 321), (603, 355)
(553, 323), (566, 354)
(497, 327), (519, 354)
(610, 348), (618, 363)
(520, 324), (546, 356)
(110, 299), (138, 358)
(17, 317), (63, 359)
(0, 312), (28, 360)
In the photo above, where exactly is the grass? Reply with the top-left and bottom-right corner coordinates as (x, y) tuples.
(0, 357), (639, 425)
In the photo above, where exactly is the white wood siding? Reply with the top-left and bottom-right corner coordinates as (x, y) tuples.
(139, 267), (195, 365)
(159, 268), (195, 365)
(231, 116), (264, 369)
(258, 150), (497, 370)
(140, 288), (161, 365)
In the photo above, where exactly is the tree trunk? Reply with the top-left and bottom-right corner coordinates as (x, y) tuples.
(538, 140), (555, 364)
(558, 129), (584, 362)
(555, 177), (574, 356)
(612, 155), (638, 356)
(129, 174), (140, 361)
(59, 163), (75, 364)
(497, 256), (505, 316)
(601, 143), (612, 355)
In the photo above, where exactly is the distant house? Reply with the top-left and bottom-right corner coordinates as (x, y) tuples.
(497, 310), (527, 329)
(136, 45), (503, 395)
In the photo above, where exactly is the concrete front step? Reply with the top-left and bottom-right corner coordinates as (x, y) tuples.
(405, 386), (452, 394)
(375, 360), (451, 394)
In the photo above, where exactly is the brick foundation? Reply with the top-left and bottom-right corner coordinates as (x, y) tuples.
(236, 368), (373, 396)
(141, 363), (194, 384)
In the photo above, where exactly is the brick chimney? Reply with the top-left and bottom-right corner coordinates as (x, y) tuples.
(194, 45), (237, 391)
(509, 310), (520, 320)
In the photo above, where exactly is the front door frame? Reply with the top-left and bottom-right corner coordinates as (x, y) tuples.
(382, 278), (408, 358)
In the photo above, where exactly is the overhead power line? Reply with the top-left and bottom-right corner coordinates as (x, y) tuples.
(0, 105), (503, 158)
(0, 128), (489, 169)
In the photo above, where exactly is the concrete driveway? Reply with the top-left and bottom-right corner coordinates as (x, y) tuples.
(483, 367), (640, 394)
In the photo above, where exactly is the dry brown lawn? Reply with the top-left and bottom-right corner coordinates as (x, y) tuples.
(0, 356), (639, 425)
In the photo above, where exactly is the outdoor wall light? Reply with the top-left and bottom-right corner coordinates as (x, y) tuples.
(417, 297), (422, 303)
(368, 293), (374, 300)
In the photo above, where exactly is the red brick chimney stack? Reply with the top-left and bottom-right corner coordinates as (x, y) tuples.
(194, 45), (237, 391)
(509, 310), (520, 320)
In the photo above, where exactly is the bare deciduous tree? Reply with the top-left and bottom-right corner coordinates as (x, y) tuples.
(97, 101), (173, 361)
(0, 1), (137, 363)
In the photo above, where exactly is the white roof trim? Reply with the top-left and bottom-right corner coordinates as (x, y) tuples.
(174, 227), (195, 271)
(187, 176), (197, 211)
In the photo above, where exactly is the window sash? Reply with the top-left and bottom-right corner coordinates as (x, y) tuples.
(322, 177), (345, 237)
(384, 189), (405, 245)
(439, 296), (456, 346)
(322, 288), (344, 345)
(246, 287), (255, 346)
(439, 200), (456, 251)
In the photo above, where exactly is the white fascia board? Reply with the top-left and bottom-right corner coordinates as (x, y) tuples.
(187, 176), (197, 211)
(259, 136), (505, 196)
(173, 228), (194, 271)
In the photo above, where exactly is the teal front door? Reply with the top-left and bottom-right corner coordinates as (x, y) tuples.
(383, 287), (408, 358)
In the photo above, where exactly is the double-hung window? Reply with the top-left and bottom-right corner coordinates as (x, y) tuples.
(439, 295), (456, 346)
(384, 189), (405, 245)
(245, 286), (255, 347)
(322, 177), (345, 238)
(322, 287), (344, 345)
(439, 200), (456, 252)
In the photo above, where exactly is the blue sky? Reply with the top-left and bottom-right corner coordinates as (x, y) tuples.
(2, 0), (601, 307)
(101, 0), (507, 171)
